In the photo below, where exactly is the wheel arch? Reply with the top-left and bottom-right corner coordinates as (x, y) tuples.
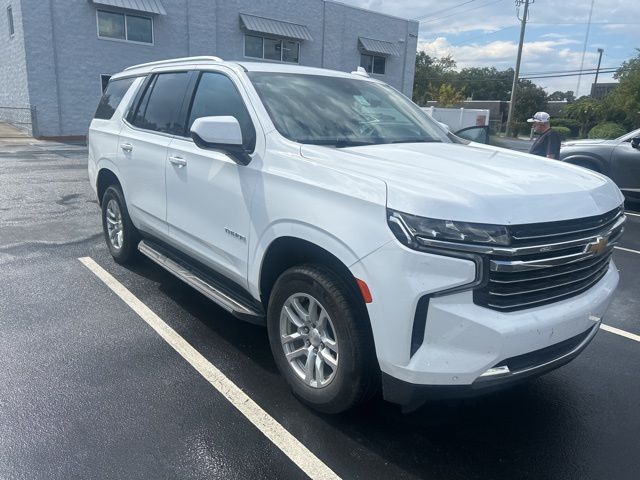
(562, 153), (607, 174)
(96, 167), (122, 206)
(258, 236), (364, 308)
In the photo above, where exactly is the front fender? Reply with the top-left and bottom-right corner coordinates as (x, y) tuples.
(561, 152), (607, 175)
(247, 220), (390, 298)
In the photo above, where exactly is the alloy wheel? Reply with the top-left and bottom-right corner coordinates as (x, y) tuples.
(279, 293), (339, 388)
(105, 199), (124, 250)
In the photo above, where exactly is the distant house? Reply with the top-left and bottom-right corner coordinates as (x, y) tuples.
(591, 83), (618, 100)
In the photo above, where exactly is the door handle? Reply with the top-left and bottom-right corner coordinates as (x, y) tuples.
(120, 143), (133, 152)
(169, 155), (187, 167)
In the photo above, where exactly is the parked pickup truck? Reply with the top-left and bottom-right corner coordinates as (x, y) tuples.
(88, 57), (625, 413)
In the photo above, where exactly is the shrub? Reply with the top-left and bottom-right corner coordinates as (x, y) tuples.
(551, 126), (571, 140)
(551, 118), (580, 138)
(588, 122), (627, 139)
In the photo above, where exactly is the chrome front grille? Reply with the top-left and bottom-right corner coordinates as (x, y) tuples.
(474, 207), (625, 312)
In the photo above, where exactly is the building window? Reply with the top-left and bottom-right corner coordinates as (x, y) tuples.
(7, 5), (14, 36)
(244, 34), (299, 63)
(97, 10), (153, 44)
(360, 54), (386, 75)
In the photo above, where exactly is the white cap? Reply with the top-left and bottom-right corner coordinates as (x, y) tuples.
(527, 112), (551, 123)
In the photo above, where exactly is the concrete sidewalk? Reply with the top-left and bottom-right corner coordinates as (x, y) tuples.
(0, 122), (31, 139)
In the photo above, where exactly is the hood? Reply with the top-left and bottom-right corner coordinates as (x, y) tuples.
(562, 138), (614, 146)
(300, 142), (624, 225)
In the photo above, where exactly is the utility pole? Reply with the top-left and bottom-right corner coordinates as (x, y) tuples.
(592, 47), (604, 96)
(505, 0), (532, 138)
(576, 0), (596, 97)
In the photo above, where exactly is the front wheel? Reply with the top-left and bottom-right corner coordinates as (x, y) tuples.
(267, 264), (378, 413)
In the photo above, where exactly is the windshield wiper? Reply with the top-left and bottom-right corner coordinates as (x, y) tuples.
(388, 139), (442, 144)
(299, 139), (378, 148)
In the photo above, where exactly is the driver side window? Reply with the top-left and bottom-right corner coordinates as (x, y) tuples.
(187, 72), (256, 151)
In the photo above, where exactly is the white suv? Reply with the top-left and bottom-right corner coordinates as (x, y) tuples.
(88, 56), (625, 413)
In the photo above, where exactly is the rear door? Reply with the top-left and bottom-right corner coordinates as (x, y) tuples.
(610, 136), (640, 198)
(165, 69), (261, 287)
(118, 71), (193, 236)
(90, 76), (137, 162)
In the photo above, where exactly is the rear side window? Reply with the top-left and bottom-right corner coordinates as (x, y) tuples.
(187, 72), (256, 151)
(94, 77), (135, 120)
(131, 72), (191, 135)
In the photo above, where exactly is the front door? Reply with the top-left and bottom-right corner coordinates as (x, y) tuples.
(610, 137), (640, 198)
(165, 70), (261, 287)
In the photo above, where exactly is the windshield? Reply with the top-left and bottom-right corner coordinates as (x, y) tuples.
(619, 128), (640, 142)
(248, 72), (449, 147)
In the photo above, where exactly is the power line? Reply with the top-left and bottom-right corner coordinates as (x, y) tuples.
(520, 66), (620, 76)
(412, 69), (618, 83)
(448, 25), (518, 46)
(419, 0), (505, 24)
(414, 66), (620, 82)
(527, 21), (640, 25)
(522, 69), (617, 79)
(414, 1), (476, 21)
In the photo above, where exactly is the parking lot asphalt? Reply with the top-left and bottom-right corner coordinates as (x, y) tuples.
(1, 140), (639, 480)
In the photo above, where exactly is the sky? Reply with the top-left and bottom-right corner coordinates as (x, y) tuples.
(338, 0), (640, 97)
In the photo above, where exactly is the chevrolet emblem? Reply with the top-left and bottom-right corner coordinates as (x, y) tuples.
(586, 236), (608, 255)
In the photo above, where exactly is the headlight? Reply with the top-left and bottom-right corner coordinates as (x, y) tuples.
(388, 209), (511, 248)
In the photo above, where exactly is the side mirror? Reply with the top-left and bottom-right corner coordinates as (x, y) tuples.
(631, 136), (640, 150)
(437, 121), (450, 133)
(190, 116), (250, 165)
(454, 126), (490, 144)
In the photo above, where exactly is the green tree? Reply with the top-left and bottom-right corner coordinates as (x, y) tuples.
(606, 49), (640, 129)
(513, 79), (548, 123)
(412, 52), (458, 105)
(548, 90), (576, 102)
(454, 67), (513, 100)
(433, 83), (466, 107)
(564, 97), (602, 137)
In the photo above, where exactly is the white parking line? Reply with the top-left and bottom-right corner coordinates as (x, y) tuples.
(78, 257), (340, 480)
(601, 324), (640, 343)
(624, 211), (640, 218)
(614, 246), (640, 255)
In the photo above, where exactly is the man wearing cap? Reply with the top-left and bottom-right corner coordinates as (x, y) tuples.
(527, 112), (561, 159)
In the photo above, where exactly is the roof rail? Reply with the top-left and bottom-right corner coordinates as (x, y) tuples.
(124, 56), (224, 71)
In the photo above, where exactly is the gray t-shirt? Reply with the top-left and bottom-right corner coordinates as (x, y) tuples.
(529, 128), (561, 158)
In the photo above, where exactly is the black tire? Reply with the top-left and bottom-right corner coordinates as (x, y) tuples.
(101, 185), (140, 265)
(267, 264), (378, 413)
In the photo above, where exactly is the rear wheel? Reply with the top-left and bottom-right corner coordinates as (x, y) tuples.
(101, 185), (140, 265)
(267, 264), (377, 413)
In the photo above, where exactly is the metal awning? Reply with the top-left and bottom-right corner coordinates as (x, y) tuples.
(239, 13), (313, 41)
(90, 0), (167, 15)
(358, 37), (401, 57)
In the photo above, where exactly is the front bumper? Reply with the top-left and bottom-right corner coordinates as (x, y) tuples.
(349, 240), (619, 402)
(382, 321), (600, 412)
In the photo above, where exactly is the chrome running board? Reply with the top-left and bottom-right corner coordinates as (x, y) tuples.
(138, 240), (264, 324)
